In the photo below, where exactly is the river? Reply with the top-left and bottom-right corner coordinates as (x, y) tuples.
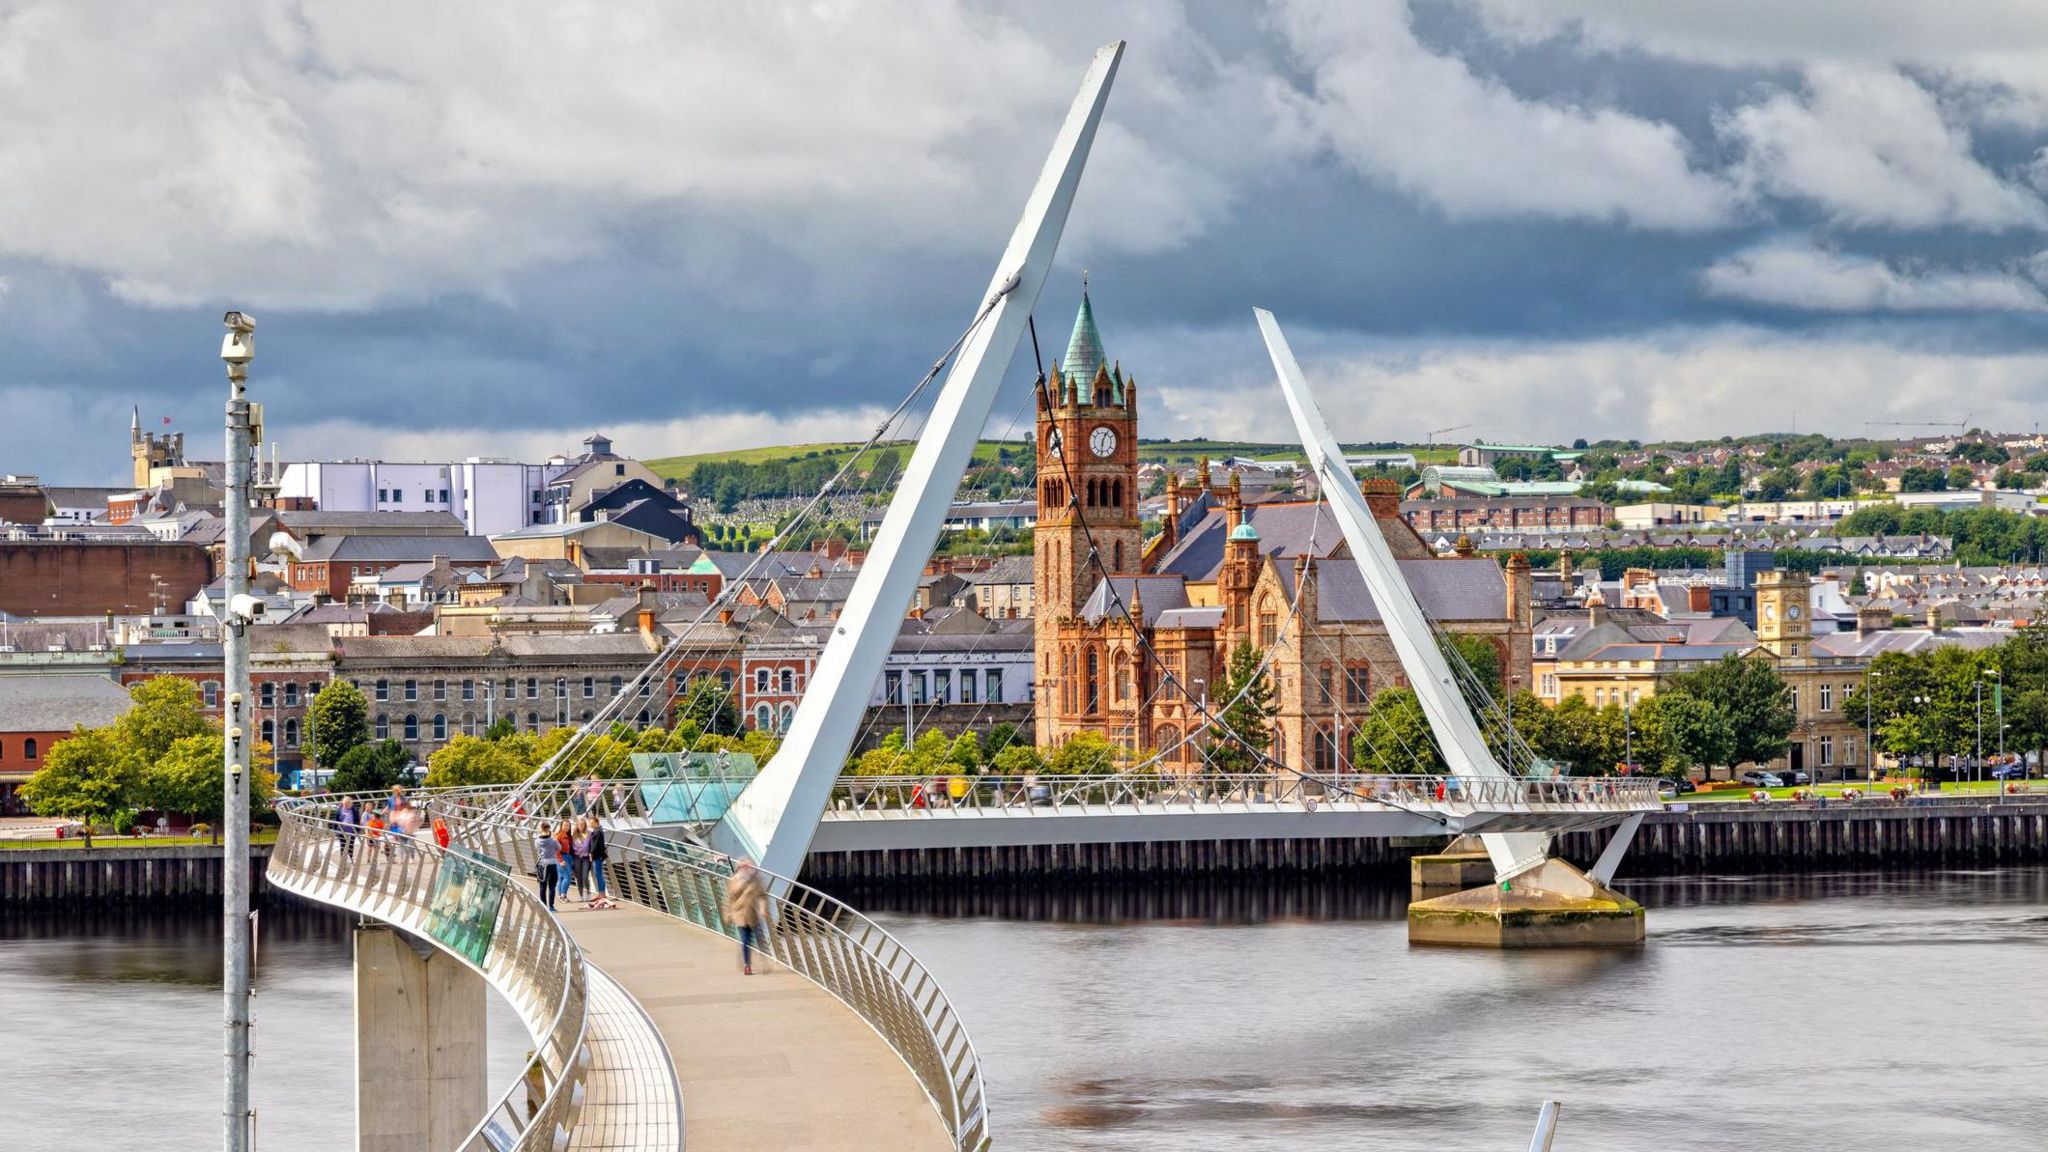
(8, 871), (2048, 1150)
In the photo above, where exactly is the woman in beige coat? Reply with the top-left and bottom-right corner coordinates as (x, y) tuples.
(723, 859), (769, 975)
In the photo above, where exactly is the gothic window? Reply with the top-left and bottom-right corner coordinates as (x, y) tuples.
(1318, 663), (1334, 706)
(1114, 653), (1132, 703)
(1258, 611), (1278, 648)
(1085, 649), (1100, 715)
(1314, 727), (1340, 773)
(1113, 479), (1123, 507)
(1154, 724), (1179, 759)
(1113, 540), (1124, 571)
(284, 718), (299, 748)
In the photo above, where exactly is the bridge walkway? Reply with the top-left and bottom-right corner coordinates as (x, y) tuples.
(549, 892), (950, 1151)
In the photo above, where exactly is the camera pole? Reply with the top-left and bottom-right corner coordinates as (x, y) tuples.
(221, 311), (256, 1152)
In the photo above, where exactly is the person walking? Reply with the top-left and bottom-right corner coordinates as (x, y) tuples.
(588, 819), (613, 909)
(431, 812), (451, 851)
(723, 859), (769, 975)
(365, 809), (388, 858)
(570, 819), (594, 904)
(335, 797), (359, 859)
(535, 824), (562, 912)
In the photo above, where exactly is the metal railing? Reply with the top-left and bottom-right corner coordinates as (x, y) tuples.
(827, 772), (1664, 818)
(269, 797), (591, 1152)
(435, 783), (992, 1152)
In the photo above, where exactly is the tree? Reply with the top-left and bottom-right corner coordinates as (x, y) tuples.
(991, 743), (1046, 776)
(329, 739), (411, 794)
(1948, 464), (1977, 491)
(1048, 732), (1116, 775)
(713, 477), (743, 514)
(848, 730), (907, 776)
(1352, 687), (1445, 774)
(983, 722), (1022, 758)
(18, 728), (141, 847)
(1204, 644), (1276, 773)
(1899, 465), (1947, 493)
(113, 676), (209, 765)
(484, 715), (517, 741)
(948, 731), (982, 773)
(141, 733), (278, 844)
(681, 676), (740, 736)
(1440, 632), (1504, 702)
(424, 735), (532, 788)
(1666, 656), (1794, 767)
(305, 679), (371, 769)
(1638, 692), (1733, 776)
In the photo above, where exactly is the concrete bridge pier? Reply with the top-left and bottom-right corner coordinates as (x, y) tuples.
(353, 924), (489, 1152)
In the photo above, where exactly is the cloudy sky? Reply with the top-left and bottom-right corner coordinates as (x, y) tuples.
(5, 1), (2048, 483)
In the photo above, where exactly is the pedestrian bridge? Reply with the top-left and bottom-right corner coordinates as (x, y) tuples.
(270, 789), (986, 1152)
(774, 772), (1656, 853)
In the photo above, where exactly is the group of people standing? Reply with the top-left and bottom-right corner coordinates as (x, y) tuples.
(331, 786), (450, 858)
(534, 816), (612, 911)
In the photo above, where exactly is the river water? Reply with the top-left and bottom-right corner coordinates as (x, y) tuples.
(8, 872), (2048, 1151)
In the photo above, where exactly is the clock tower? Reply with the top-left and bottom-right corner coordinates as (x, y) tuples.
(1754, 569), (1812, 659)
(1034, 282), (1142, 742)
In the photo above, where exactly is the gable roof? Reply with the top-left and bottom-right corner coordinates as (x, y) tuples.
(0, 675), (133, 733)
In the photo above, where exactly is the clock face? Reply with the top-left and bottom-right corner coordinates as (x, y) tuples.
(1046, 428), (1063, 459)
(1763, 603), (1777, 620)
(1789, 605), (1802, 620)
(1090, 426), (1118, 458)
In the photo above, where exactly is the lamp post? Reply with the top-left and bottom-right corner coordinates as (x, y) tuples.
(1864, 665), (1877, 784)
(1984, 667), (2003, 792)
(219, 311), (257, 1152)
(1911, 694), (1931, 791)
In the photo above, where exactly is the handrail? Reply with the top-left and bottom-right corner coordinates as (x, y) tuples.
(826, 772), (1665, 818)
(269, 796), (591, 1152)
(430, 783), (992, 1152)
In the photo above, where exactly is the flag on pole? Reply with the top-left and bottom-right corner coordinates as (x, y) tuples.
(161, 416), (172, 425)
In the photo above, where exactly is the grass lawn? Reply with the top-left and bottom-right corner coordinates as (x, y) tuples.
(0, 829), (280, 851)
(1682, 778), (2038, 803)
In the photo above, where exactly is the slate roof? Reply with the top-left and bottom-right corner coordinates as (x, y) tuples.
(278, 511), (466, 532)
(299, 535), (499, 563)
(0, 674), (133, 733)
(1282, 557), (1509, 623)
(1079, 576), (1191, 626)
(1154, 606), (1225, 630)
(1156, 501), (1346, 581)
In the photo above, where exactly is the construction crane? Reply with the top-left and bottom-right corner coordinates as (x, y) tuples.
(1424, 423), (1471, 450)
(1864, 415), (1971, 434)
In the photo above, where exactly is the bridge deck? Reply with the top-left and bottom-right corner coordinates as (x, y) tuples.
(552, 894), (950, 1151)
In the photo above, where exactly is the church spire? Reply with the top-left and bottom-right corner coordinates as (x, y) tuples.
(1062, 273), (1105, 401)
(131, 404), (141, 445)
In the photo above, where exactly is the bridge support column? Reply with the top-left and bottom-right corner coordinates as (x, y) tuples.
(1410, 834), (1493, 900)
(1407, 858), (1644, 948)
(354, 924), (488, 1152)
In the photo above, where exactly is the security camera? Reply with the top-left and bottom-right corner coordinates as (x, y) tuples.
(221, 312), (256, 366)
(229, 594), (267, 621)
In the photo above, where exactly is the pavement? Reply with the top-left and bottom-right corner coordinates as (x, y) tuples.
(549, 893), (952, 1152)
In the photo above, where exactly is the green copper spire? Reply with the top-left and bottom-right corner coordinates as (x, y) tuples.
(1062, 274), (1106, 401)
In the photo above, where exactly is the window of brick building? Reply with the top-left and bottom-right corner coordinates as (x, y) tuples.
(1345, 665), (1370, 705)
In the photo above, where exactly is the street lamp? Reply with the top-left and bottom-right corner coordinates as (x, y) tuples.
(220, 310), (257, 1152)
(1911, 694), (1932, 791)
(1983, 667), (2003, 791)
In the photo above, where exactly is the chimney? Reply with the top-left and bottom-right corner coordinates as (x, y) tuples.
(1505, 552), (1530, 625)
(636, 607), (655, 637)
(1453, 533), (1475, 558)
(1857, 604), (1892, 634)
(1585, 583), (1609, 626)
(1198, 455), (1212, 493)
(1688, 585), (1712, 614)
(1359, 477), (1402, 523)
(718, 606), (735, 626)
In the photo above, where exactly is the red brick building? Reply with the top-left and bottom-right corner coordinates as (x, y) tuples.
(0, 538), (211, 617)
(1400, 495), (1610, 535)
(286, 535), (499, 599)
(0, 675), (135, 815)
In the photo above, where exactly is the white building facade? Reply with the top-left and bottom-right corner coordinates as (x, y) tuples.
(280, 460), (573, 537)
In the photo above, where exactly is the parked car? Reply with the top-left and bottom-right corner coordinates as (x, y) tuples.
(1781, 770), (1811, 786)
(1657, 776), (1697, 795)
(1739, 770), (1785, 787)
